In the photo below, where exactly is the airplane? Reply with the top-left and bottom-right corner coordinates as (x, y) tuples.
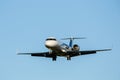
(18, 37), (111, 61)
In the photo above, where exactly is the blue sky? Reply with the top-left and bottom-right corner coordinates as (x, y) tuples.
(0, 0), (120, 80)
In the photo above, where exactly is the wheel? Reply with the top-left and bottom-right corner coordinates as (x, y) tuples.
(67, 56), (71, 60)
(52, 56), (57, 61)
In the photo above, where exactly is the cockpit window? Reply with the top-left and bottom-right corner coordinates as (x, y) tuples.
(46, 38), (56, 41)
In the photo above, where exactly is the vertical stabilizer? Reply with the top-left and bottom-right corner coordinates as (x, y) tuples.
(61, 37), (86, 48)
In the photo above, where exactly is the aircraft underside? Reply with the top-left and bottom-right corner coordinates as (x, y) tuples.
(18, 37), (111, 61)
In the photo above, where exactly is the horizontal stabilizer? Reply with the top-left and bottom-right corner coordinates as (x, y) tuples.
(61, 37), (86, 40)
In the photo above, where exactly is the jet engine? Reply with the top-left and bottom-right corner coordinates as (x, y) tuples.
(72, 44), (80, 51)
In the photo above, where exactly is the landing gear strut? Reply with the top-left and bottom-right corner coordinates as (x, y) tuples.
(67, 55), (71, 60)
(52, 56), (57, 61)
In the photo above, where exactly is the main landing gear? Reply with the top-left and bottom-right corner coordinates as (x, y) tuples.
(52, 56), (57, 61)
(67, 55), (71, 60)
(52, 55), (71, 61)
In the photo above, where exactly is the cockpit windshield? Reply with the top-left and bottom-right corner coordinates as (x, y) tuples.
(46, 38), (56, 41)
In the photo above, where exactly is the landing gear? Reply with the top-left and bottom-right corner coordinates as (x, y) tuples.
(52, 56), (57, 61)
(67, 55), (71, 60)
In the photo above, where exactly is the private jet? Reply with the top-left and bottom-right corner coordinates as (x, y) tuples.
(18, 37), (111, 61)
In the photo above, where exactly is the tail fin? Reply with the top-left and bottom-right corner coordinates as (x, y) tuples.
(61, 37), (86, 48)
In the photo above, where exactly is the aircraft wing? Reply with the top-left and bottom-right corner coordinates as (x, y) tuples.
(68, 49), (111, 57)
(18, 52), (53, 58)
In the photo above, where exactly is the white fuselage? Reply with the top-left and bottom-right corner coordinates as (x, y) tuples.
(45, 37), (69, 56)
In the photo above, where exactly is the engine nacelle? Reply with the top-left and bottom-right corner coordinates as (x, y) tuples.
(72, 44), (80, 51)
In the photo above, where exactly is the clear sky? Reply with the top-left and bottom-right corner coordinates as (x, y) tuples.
(0, 0), (120, 80)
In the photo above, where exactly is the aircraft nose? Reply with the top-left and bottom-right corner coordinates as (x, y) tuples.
(45, 41), (59, 48)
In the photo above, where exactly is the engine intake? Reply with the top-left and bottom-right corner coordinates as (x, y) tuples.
(72, 44), (80, 51)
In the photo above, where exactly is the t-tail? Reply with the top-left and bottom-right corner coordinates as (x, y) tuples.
(61, 37), (86, 48)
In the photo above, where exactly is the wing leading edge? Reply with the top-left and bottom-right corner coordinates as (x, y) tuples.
(18, 49), (111, 60)
(67, 49), (111, 57)
(18, 52), (53, 58)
